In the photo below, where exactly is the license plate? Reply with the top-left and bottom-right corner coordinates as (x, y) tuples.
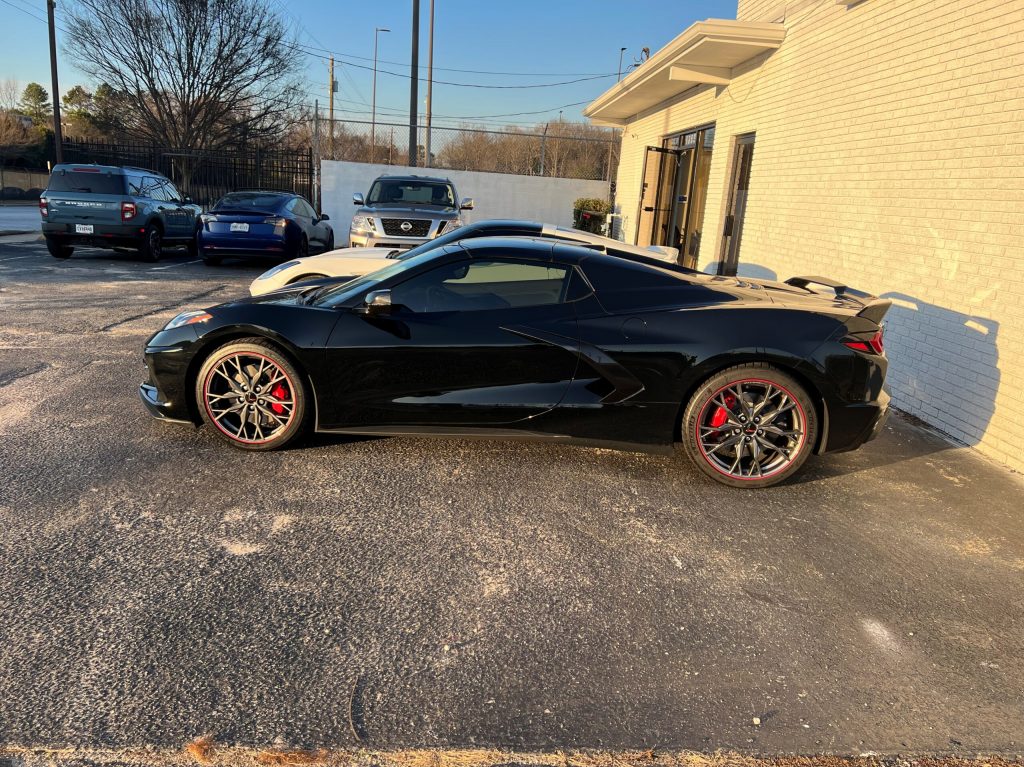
(75, 224), (94, 234)
(230, 222), (249, 232)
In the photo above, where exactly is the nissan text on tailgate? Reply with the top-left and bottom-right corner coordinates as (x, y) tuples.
(39, 164), (202, 261)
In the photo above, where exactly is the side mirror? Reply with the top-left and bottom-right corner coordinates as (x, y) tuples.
(364, 289), (392, 314)
(183, 195), (193, 204)
(320, 213), (330, 221)
(460, 197), (475, 211)
(352, 193), (365, 205)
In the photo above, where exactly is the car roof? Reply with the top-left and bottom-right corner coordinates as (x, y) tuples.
(374, 174), (452, 184)
(52, 163), (160, 176)
(456, 234), (697, 274)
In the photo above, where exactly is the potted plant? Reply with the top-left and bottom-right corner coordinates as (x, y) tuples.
(573, 197), (612, 234)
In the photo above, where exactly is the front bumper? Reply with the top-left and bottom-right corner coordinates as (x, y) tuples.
(348, 230), (429, 250)
(139, 383), (194, 425)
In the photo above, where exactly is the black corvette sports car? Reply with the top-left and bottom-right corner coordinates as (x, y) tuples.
(140, 236), (891, 487)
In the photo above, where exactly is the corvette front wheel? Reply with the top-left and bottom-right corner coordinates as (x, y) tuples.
(682, 363), (818, 488)
(196, 339), (310, 451)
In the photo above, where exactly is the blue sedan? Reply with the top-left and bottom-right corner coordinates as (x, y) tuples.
(198, 191), (334, 265)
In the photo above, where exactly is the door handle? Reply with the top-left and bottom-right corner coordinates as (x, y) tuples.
(643, 206), (655, 212)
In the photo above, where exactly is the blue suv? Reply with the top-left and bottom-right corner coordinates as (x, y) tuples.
(39, 164), (202, 261)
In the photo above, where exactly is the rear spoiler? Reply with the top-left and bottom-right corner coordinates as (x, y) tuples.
(785, 275), (891, 324)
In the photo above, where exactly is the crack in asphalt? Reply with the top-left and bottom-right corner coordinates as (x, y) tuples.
(98, 285), (228, 332)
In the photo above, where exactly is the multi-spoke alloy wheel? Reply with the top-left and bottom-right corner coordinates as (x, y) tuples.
(196, 339), (309, 450)
(682, 364), (818, 488)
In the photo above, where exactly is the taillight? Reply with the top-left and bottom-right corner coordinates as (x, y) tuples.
(843, 328), (884, 355)
(121, 201), (137, 221)
(39, 197), (48, 218)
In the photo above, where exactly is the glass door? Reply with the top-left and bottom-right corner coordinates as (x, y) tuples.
(636, 126), (715, 268)
(719, 133), (756, 276)
(635, 146), (683, 248)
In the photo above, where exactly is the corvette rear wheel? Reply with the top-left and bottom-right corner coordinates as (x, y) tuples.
(682, 363), (817, 488)
(196, 339), (310, 451)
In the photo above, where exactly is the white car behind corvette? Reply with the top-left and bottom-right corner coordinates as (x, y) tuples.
(249, 220), (678, 296)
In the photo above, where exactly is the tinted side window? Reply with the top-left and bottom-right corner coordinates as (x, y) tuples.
(139, 177), (166, 200)
(294, 199), (315, 218)
(125, 174), (147, 195)
(392, 259), (569, 313)
(163, 181), (182, 201)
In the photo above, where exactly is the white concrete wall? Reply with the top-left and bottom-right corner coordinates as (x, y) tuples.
(320, 160), (609, 244)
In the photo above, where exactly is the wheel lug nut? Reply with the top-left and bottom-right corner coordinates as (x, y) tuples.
(758, 430), (764, 436)
(745, 436), (752, 442)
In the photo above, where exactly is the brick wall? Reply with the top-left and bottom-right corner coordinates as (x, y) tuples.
(612, 0), (1024, 471)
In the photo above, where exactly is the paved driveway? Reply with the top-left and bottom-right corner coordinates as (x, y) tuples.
(0, 238), (1022, 756)
(0, 205), (42, 234)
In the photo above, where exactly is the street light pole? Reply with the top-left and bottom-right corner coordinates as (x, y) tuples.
(371, 27), (390, 165)
(617, 47), (627, 82)
(47, 0), (63, 163)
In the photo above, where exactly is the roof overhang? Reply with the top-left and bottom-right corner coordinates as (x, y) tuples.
(584, 19), (786, 126)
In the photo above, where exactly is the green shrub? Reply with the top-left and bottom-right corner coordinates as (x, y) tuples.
(573, 197), (611, 214)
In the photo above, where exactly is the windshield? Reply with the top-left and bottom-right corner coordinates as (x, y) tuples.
(214, 192), (287, 211)
(311, 247), (451, 308)
(367, 179), (455, 207)
(47, 169), (126, 195)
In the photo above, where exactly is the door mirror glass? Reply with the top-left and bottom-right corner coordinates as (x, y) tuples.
(353, 193), (365, 205)
(364, 289), (392, 313)
(460, 197), (475, 210)
(320, 213), (330, 221)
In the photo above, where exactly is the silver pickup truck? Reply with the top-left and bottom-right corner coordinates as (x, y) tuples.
(349, 174), (474, 250)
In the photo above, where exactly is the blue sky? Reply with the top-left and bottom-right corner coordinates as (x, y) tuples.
(0, 0), (735, 128)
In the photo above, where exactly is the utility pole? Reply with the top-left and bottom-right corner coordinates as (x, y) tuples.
(313, 100), (320, 211)
(408, 0), (420, 167)
(371, 27), (389, 165)
(328, 57), (335, 159)
(47, 0), (63, 163)
(424, 0), (435, 168)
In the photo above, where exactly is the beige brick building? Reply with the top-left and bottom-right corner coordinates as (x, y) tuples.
(585, 0), (1024, 472)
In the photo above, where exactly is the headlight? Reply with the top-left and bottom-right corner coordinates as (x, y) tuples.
(164, 310), (212, 330)
(439, 218), (462, 235)
(351, 215), (376, 232)
(257, 260), (301, 280)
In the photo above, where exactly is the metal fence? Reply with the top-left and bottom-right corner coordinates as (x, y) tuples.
(320, 119), (619, 181)
(59, 138), (314, 208)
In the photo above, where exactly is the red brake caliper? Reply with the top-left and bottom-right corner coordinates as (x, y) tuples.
(270, 383), (289, 415)
(709, 392), (737, 429)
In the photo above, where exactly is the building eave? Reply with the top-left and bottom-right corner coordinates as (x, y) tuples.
(583, 19), (786, 126)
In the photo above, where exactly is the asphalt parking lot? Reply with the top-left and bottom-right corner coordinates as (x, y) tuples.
(0, 236), (1022, 758)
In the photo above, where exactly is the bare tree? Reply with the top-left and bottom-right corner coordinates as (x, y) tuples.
(0, 79), (21, 111)
(64, 0), (305, 151)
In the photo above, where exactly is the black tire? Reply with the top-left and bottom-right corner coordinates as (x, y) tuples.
(325, 232), (334, 252)
(45, 236), (73, 259)
(139, 222), (163, 262)
(195, 338), (311, 451)
(202, 252), (222, 266)
(297, 235), (309, 259)
(681, 363), (818, 488)
(187, 234), (200, 259)
(286, 273), (328, 285)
